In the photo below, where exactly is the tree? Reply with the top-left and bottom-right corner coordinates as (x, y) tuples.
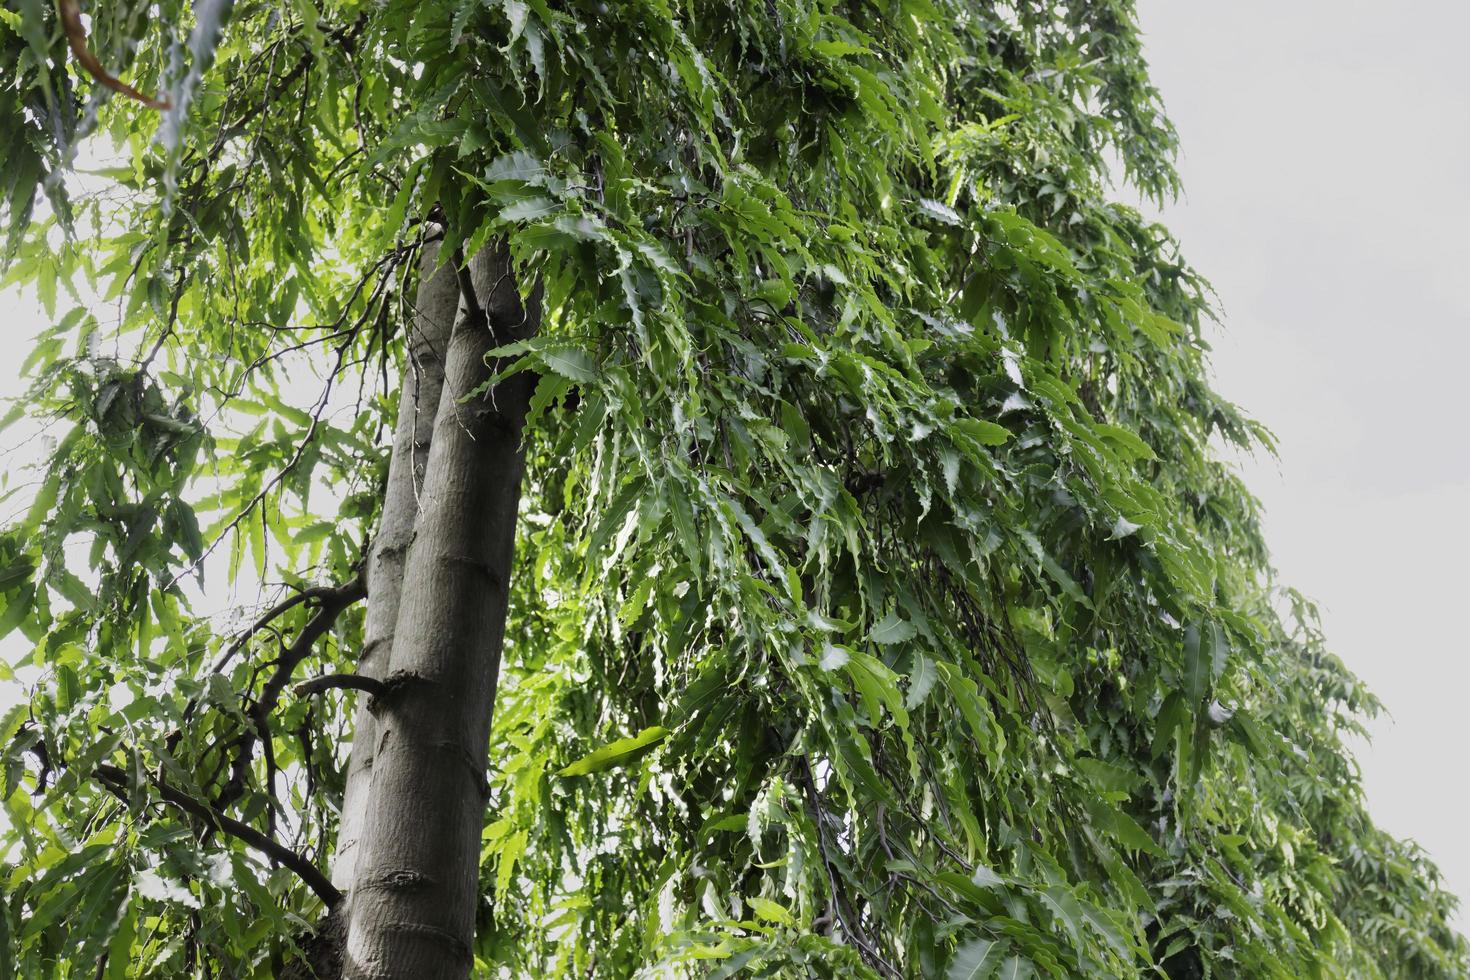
(0, 0), (1465, 977)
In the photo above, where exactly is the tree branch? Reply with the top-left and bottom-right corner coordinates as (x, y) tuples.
(58, 0), (171, 110)
(210, 583), (358, 682)
(452, 247), (484, 327)
(799, 756), (900, 979)
(255, 577), (367, 714)
(95, 765), (341, 908)
(214, 575), (365, 811)
(294, 673), (385, 699)
(204, 13), (369, 155)
(172, 575), (367, 766)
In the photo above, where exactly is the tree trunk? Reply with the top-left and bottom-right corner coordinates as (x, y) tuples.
(332, 237), (460, 893)
(343, 241), (538, 979)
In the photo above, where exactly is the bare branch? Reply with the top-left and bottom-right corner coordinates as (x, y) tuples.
(215, 575), (365, 811)
(94, 765), (341, 908)
(295, 673), (385, 699)
(452, 248), (484, 327)
(58, 0), (172, 110)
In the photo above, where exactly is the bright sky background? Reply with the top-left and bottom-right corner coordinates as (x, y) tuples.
(1, 0), (1465, 936)
(1136, 0), (1470, 927)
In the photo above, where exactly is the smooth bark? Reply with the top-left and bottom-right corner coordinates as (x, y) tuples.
(343, 242), (538, 979)
(331, 240), (459, 892)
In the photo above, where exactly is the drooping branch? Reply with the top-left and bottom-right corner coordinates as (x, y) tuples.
(166, 336), (361, 592)
(201, 13), (370, 159)
(58, 0), (172, 110)
(799, 755), (901, 980)
(94, 764), (341, 908)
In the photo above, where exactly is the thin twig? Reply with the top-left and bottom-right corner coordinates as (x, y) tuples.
(800, 757), (901, 979)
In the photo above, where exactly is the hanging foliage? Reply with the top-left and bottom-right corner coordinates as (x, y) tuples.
(0, 0), (1464, 976)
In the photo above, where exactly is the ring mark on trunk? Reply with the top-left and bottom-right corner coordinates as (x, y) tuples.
(356, 868), (437, 894)
(431, 740), (491, 801)
(380, 922), (473, 963)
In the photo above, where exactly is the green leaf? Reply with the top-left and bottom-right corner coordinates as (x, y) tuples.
(905, 653), (938, 710)
(558, 726), (670, 777)
(499, 197), (558, 222)
(748, 897), (793, 925)
(869, 612), (916, 645)
(0, 556), (35, 592)
(1183, 624), (1208, 703)
(970, 863), (1003, 889)
(949, 937), (1005, 980)
(996, 956), (1034, 980)
(1018, 530), (1093, 609)
(1084, 798), (1165, 858)
(1096, 423), (1157, 462)
(1152, 691), (1188, 760)
(1207, 622), (1229, 682)
(540, 347), (597, 383)
(819, 642), (850, 671)
(918, 198), (963, 226)
(1074, 757), (1140, 796)
(953, 418), (1011, 447)
(708, 949), (760, 980)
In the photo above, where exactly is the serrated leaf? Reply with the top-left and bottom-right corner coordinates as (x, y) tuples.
(1096, 423), (1157, 461)
(948, 937), (1005, 980)
(905, 653), (938, 710)
(495, 828), (528, 899)
(919, 197), (963, 226)
(954, 417), (1011, 447)
(1109, 516), (1141, 539)
(869, 612), (916, 645)
(1084, 798), (1165, 858)
(1038, 887), (1083, 947)
(499, 196), (558, 222)
(819, 643), (850, 671)
(135, 867), (200, 909)
(541, 347), (597, 383)
(970, 863), (1003, 888)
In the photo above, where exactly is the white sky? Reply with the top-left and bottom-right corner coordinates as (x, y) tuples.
(2, 0), (1465, 936)
(1137, 0), (1470, 927)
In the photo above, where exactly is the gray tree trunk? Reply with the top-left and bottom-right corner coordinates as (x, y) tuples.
(343, 241), (538, 979)
(332, 238), (460, 893)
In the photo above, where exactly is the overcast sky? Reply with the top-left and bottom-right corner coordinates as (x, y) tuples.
(1136, 0), (1470, 925)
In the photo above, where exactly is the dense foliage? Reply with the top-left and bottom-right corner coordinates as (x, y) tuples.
(2, 0), (1466, 976)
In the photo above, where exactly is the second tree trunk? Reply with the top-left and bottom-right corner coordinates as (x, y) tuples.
(343, 242), (539, 978)
(333, 237), (459, 894)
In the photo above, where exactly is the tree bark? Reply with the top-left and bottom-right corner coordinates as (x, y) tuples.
(332, 239), (460, 893)
(343, 241), (538, 979)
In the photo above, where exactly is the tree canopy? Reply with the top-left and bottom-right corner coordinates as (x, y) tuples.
(1, 0), (1466, 977)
